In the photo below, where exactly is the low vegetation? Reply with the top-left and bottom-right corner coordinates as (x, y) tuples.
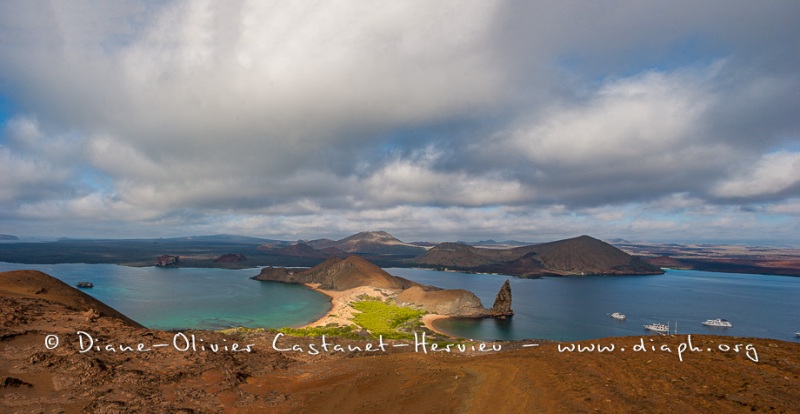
(351, 299), (426, 339)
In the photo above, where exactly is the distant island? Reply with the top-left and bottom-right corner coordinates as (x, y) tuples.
(0, 230), (797, 276)
(0, 234), (19, 241)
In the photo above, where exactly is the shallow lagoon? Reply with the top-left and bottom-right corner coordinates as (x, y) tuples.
(0, 262), (330, 330)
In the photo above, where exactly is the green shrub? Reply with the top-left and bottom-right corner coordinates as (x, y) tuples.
(351, 300), (426, 339)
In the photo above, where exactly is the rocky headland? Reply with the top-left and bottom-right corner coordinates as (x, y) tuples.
(253, 255), (512, 322)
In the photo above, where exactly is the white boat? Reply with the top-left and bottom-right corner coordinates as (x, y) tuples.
(795, 332), (800, 338)
(610, 312), (627, 320)
(644, 323), (670, 334)
(702, 318), (732, 328)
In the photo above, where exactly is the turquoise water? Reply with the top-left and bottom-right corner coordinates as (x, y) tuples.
(0, 262), (331, 330)
(387, 268), (800, 342)
(3, 261), (798, 342)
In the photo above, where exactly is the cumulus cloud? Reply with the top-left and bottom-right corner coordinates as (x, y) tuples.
(713, 151), (800, 199)
(0, 1), (799, 243)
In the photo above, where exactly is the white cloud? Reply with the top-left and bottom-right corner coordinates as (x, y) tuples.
(713, 151), (800, 199)
(0, 1), (799, 243)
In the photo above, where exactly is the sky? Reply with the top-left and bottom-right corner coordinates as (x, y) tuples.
(1, 1), (799, 245)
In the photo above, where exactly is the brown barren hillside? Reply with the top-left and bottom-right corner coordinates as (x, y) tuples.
(1, 269), (799, 413)
(414, 235), (663, 277)
(0, 270), (142, 328)
(254, 255), (418, 291)
(527, 235), (662, 275)
(305, 230), (426, 256)
(396, 286), (489, 317)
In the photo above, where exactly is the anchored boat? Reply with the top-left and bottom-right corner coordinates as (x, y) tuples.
(644, 323), (670, 334)
(702, 318), (732, 328)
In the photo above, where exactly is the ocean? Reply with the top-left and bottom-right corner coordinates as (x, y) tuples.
(387, 267), (800, 342)
(0, 262), (330, 330)
(2, 262), (798, 342)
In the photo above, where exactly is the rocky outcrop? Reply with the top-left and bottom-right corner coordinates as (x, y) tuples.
(153, 255), (180, 267)
(252, 266), (309, 284)
(213, 253), (247, 263)
(491, 279), (513, 318)
(396, 286), (490, 317)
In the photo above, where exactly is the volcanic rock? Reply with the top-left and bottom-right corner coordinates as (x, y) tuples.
(491, 279), (513, 318)
(153, 255), (180, 267)
(396, 286), (490, 317)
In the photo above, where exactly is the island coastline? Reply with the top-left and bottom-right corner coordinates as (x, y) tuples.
(299, 282), (459, 338)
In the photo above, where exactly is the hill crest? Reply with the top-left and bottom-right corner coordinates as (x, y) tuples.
(0, 270), (143, 327)
(304, 231), (426, 256)
(414, 235), (663, 277)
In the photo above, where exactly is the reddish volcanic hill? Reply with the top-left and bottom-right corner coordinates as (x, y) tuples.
(0, 270), (142, 327)
(254, 255), (418, 291)
(521, 235), (662, 275)
(414, 235), (663, 277)
(306, 231), (426, 256)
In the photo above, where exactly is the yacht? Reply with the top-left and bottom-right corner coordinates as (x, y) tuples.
(702, 318), (732, 328)
(644, 323), (670, 334)
(795, 332), (799, 338)
(610, 312), (627, 320)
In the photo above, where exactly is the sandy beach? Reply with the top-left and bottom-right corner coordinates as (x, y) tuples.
(300, 283), (397, 328)
(300, 283), (457, 338)
(421, 313), (453, 337)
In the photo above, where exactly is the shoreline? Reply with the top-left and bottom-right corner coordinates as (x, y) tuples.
(298, 283), (397, 329)
(421, 314), (454, 337)
(299, 283), (459, 339)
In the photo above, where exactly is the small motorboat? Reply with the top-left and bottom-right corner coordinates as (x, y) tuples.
(644, 323), (670, 334)
(702, 318), (732, 328)
(610, 312), (627, 320)
(75, 281), (94, 288)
